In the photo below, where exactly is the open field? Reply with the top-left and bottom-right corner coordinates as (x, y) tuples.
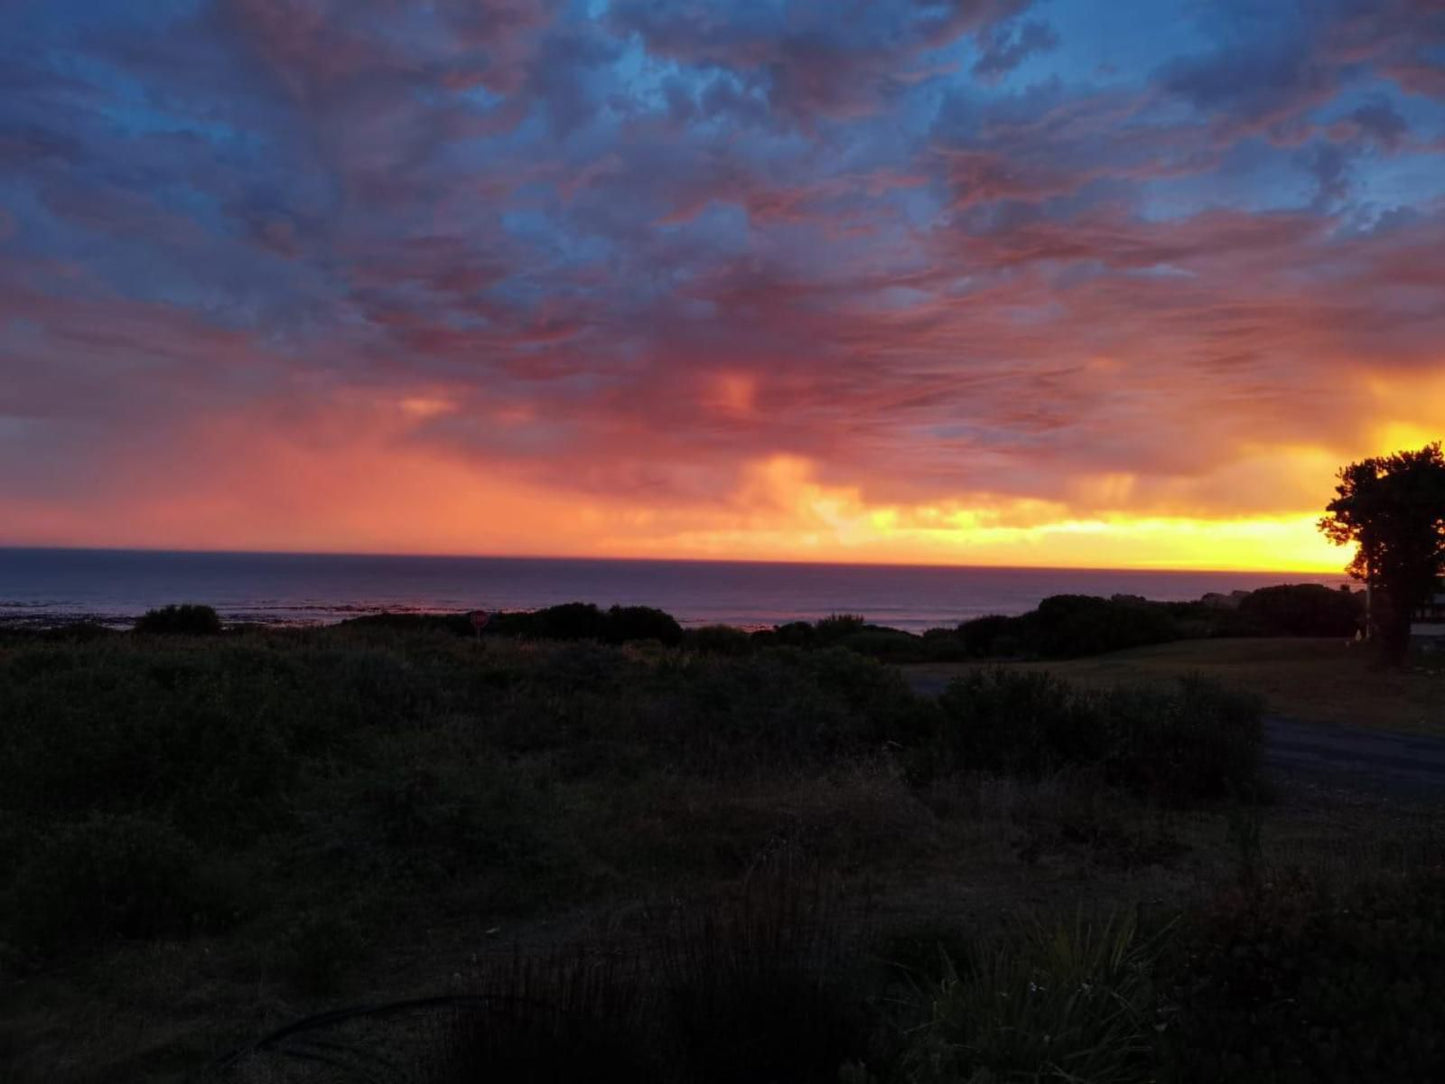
(905, 637), (1445, 735)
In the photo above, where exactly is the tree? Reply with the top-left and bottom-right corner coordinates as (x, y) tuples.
(1318, 442), (1445, 663)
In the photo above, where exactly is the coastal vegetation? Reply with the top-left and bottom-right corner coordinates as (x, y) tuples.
(1, 615), (1441, 1082)
(338, 580), (1364, 666)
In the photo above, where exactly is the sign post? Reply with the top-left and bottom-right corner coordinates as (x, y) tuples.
(469, 609), (490, 643)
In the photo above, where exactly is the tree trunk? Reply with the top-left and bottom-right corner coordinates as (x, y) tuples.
(1371, 588), (1411, 665)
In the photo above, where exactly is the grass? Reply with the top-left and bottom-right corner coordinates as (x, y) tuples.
(0, 627), (1440, 1082)
(905, 637), (1445, 734)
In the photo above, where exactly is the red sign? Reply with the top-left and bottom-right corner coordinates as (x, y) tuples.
(469, 610), (490, 629)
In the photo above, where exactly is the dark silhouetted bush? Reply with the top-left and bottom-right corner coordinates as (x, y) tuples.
(930, 670), (1261, 802)
(906, 912), (1163, 1084)
(836, 626), (928, 663)
(532, 602), (609, 640)
(1165, 869), (1445, 1083)
(1237, 583), (1363, 637)
(919, 627), (972, 661)
(813, 613), (867, 643)
(771, 621), (817, 647)
(935, 669), (1107, 777)
(685, 624), (754, 655)
(1096, 678), (1264, 804)
(1031, 594), (1181, 657)
(605, 604), (684, 646)
(134, 603), (222, 635)
(488, 602), (683, 644)
(956, 614), (1020, 657)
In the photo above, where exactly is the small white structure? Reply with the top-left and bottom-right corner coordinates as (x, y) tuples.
(1410, 592), (1445, 652)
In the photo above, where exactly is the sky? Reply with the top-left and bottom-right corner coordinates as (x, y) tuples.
(1, 0), (1443, 570)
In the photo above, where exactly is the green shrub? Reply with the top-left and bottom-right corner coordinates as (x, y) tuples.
(935, 670), (1108, 777)
(814, 613), (868, 643)
(919, 628), (972, 662)
(684, 624), (755, 655)
(605, 605), (684, 646)
(904, 912), (1164, 1084)
(1163, 870), (1445, 1083)
(1097, 679), (1263, 804)
(929, 672), (1261, 804)
(1237, 583), (1362, 637)
(531, 602), (610, 640)
(5, 813), (211, 952)
(646, 648), (933, 773)
(771, 621), (818, 647)
(134, 604), (223, 635)
(0, 638), (444, 843)
(1032, 595), (1181, 658)
(956, 614), (1020, 657)
(837, 627), (930, 663)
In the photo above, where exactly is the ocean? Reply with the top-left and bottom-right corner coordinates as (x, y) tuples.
(0, 548), (1350, 633)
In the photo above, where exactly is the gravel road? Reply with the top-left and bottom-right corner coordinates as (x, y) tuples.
(1262, 716), (1445, 797)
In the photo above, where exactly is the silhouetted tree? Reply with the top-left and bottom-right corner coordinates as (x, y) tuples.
(1318, 442), (1445, 663)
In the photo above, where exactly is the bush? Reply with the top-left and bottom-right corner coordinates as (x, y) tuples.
(934, 670), (1108, 777)
(814, 614), (867, 644)
(1098, 679), (1263, 804)
(0, 640), (437, 844)
(531, 602), (610, 640)
(1032, 595), (1181, 658)
(648, 648), (934, 773)
(836, 627), (930, 663)
(605, 605), (684, 646)
(904, 912), (1164, 1084)
(955, 614), (1019, 657)
(5, 813), (211, 952)
(337, 757), (552, 884)
(1237, 583), (1363, 637)
(684, 624), (755, 655)
(487, 603), (684, 645)
(929, 671), (1262, 803)
(919, 628), (972, 662)
(134, 603), (222, 636)
(1164, 869), (1445, 1083)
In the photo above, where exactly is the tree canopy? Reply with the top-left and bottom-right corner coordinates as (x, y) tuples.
(1318, 442), (1445, 662)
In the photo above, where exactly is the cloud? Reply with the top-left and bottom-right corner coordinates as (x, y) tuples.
(971, 19), (1059, 83)
(1, 0), (1443, 564)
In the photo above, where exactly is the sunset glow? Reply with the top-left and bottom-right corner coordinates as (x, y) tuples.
(2, 1), (1443, 569)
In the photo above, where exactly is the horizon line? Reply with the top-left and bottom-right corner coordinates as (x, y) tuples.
(0, 542), (1349, 578)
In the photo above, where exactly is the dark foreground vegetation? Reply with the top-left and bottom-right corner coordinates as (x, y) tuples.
(1, 614), (1440, 1082)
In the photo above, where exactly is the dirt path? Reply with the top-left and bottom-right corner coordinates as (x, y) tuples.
(901, 671), (1445, 799)
(1263, 716), (1445, 797)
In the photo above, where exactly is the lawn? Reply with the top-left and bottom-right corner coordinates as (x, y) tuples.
(904, 637), (1445, 735)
